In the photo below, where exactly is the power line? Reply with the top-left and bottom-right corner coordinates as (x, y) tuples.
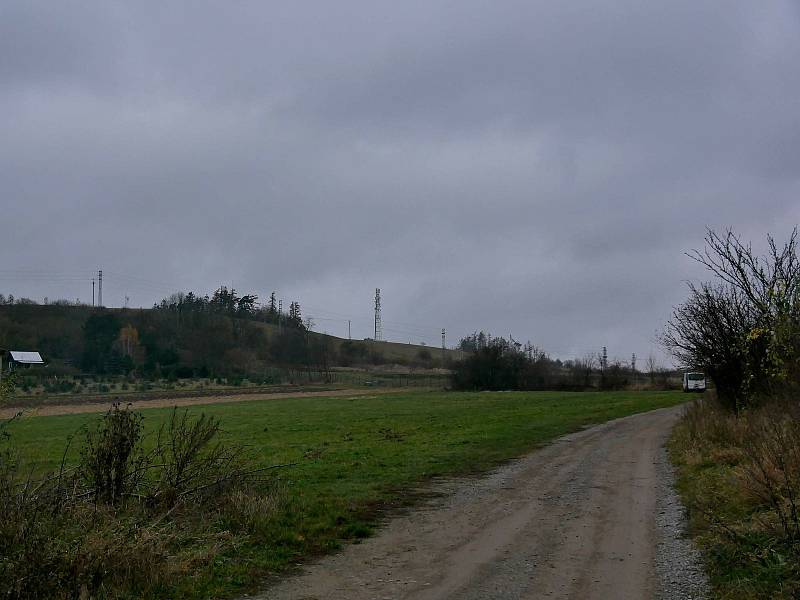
(382, 318), (443, 333)
(382, 325), (439, 339)
(0, 268), (452, 345)
(302, 305), (357, 319)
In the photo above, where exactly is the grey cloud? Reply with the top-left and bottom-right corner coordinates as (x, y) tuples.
(1, 0), (799, 362)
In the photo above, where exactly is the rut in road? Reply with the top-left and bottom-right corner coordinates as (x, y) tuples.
(258, 406), (706, 600)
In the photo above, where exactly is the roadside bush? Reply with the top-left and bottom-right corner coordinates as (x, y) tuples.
(81, 404), (146, 505)
(740, 406), (800, 546)
(0, 401), (287, 598)
(672, 398), (800, 598)
(149, 408), (250, 509)
(681, 395), (742, 452)
(0, 483), (273, 599)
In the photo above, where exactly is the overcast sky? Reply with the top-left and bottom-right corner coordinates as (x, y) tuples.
(2, 1), (799, 364)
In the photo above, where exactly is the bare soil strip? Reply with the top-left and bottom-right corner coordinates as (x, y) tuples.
(0, 388), (400, 419)
(7, 384), (342, 409)
(260, 406), (700, 600)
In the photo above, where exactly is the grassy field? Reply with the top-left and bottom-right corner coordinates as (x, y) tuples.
(6, 390), (685, 598)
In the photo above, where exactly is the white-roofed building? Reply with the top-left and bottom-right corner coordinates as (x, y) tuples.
(0, 349), (45, 373)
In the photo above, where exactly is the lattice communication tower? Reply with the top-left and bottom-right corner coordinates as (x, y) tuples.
(374, 288), (383, 341)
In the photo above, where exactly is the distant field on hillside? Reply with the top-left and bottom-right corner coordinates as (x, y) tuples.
(6, 389), (687, 599)
(252, 319), (463, 363)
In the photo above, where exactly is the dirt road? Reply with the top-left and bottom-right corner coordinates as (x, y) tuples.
(260, 406), (707, 600)
(0, 388), (400, 419)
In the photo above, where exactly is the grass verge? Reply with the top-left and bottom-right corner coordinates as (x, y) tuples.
(7, 390), (683, 598)
(669, 397), (800, 599)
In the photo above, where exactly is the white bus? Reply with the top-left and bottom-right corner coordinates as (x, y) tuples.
(682, 372), (706, 392)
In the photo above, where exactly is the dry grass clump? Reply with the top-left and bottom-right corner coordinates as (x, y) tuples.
(0, 404), (286, 599)
(681, 397), (800, 546)
(738, 409), (800, 545)
(672, 396), (800, 598)
(675, 395), (741, 471)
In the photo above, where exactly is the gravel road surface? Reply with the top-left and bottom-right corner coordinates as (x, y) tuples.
(258, 405), (708, 600)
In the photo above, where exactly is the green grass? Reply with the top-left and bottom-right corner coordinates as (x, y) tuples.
(6, 390), (685, 598)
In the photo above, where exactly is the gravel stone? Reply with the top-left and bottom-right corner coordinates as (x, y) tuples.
(654, 445), (710, 600)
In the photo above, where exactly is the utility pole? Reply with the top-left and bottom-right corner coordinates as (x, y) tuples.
(92, 279), (95, 307)
(374, 288), (382, 341)
(98, 270), (103, 307)
(441, 328), (446, 363)
(348, 319), (351, 340)
(631, 352), (637, 385)
(278, 299), (283, 333)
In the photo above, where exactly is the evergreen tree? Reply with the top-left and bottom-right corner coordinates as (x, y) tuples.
(288, 302), (303, 327)
(268, 292), (277, 315)
(237, 294), (258, 315)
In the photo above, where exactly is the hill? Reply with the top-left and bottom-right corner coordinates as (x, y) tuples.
(0, 304), (462, 378)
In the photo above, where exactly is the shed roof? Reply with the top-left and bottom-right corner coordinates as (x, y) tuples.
(8, 351), (44, 364)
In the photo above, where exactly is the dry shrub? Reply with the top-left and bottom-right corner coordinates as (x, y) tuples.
(738, 405), (800, 546)
(81, 404), (147, 505)
(683, 394), (744, 451)
(0, 404), (287, 599)
(148, 407), (254, 509)
(75, 512), (237, 596)
(681, 396), (800, 549)
(0, 499), (247, 599)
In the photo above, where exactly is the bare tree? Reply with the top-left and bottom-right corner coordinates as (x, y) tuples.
(663, 228), (800, 411)
(646, 354), (658, 385)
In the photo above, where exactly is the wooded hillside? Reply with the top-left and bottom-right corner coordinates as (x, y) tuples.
(0, 302), (460, 378)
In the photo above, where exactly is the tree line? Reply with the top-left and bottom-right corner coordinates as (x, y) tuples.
(452, 332), (670, 391)
(154, 287), (306, 330)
